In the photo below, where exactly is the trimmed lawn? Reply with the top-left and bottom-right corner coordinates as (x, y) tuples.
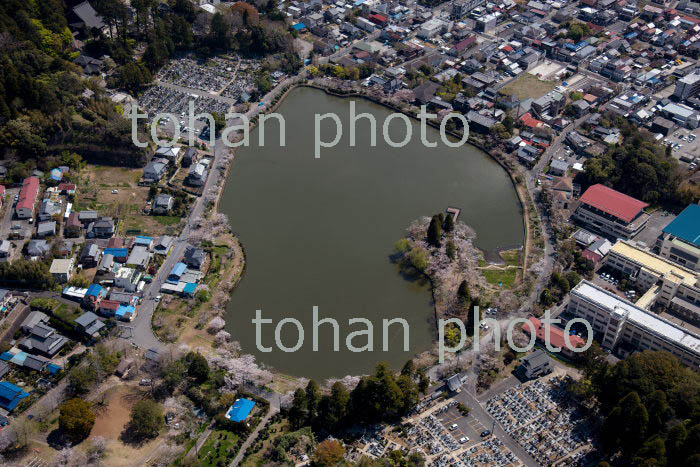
(482, 267), (518, 288)
(53, 303), (83, 324)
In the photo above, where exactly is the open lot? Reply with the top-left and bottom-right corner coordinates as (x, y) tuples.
(528, 61), (566, 80)
(74, 169), (184, 237)
(500, 73), (557, 100)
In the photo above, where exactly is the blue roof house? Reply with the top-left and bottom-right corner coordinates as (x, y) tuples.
(0, 381), (30, 412)
(226, 398), (256, 423)
(167, 262), (187, 284)
(134, 236), (154, 248)
(86, 284), (104, 298)
(183, 282), (197, 298)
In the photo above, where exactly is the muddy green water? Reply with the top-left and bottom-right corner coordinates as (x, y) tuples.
(220, 87), (523, 379)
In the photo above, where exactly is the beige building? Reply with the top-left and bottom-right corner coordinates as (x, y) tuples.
(604, 240), (700, 322)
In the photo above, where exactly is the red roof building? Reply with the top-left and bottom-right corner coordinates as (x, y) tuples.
(369, 14), (388, 25)
(573, 184), (650, 239)
(578, 184), (648, 223)
(522, 317), (586, 358)
(15, 177), (40, 219)
(58, 183), (76, 194)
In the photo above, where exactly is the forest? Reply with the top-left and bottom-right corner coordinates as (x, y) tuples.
(578, 114), (699, 207)
(0, 0), (299, 172)
(574, 347), (700, 465)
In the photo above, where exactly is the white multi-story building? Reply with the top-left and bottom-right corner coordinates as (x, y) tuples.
(568, 281), (700, 368)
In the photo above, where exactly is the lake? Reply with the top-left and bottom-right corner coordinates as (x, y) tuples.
(220, 86), (523, 380)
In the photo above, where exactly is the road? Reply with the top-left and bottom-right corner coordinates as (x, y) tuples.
(127, 73), (305, 352)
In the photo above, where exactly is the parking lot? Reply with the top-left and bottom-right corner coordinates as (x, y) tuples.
(663, 127), (700, 170)
(486, 377), (595, 466)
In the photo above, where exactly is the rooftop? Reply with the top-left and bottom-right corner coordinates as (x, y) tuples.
(572, 280), (700, 354)
(663, 204), (700, 248)
(578, 184), (648, 223)
(610, 240), (698, 288)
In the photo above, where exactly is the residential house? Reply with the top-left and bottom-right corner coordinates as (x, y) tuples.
(97, 253), (114, 275)
(143, 158), (169, 184)
(155, 146), (181, 164)
(80, 243), (101, 268)
(184, 247), (207, 269)
(87, 217), (115, 239)
(26, 240), (49, 258)
(153, 194), (173, 215)
(97, 299), (120, 317)
(0, 381), (30, 412)
(186, 163), (208, 187)
(38, 200), (61, 222)
(167, 262), (187, 284)
(84, 284), (107, 309)
(104, 247), (128, 263)
(127, 246), (151, 270)
(0, 240), (11, 259)
(16, 177), (40, 219)
(36, 221), (57, 238)
(49, 258), (74, 282)
(108, 291), (137, 306)
(520, 350), (553, 379)
(182, 148), (197, 168)
(78, 210), (98, 226)
(65, 212), (82, 237)
(114, 267), (142, 292)
(154, 236), (174, 256)
(75, 312), (105, 338)
(549, 159), (570, 176)
(20, 322), (68, 358)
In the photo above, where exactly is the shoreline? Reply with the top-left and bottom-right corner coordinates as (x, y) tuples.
(207, 79), (531, 385)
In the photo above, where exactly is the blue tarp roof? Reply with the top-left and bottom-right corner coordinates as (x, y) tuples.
(10, 352), (28, 366)
(662, 204), (700, 247)
(135, 235), (154, 245)
(293, 23), (306, 30)
(183, 283), (197, 295)
(104, 248), (128, 257)
(226, 398), (256, 422)
(86, 284), (103, 297)
(0, 381), (29, 411)
(0, 352), (13, 361)
(47, 363), (61, 374)
(116, 305), (135, 318)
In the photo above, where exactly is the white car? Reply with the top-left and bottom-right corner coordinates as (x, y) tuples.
(155, 295), (162, 302)
(459, 437), (469, 443)
(450, 423), (458, 430)
(111, 189), (119, 194)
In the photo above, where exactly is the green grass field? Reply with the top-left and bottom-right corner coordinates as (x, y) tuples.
(482, 267), (518, 288)
(197, 430), (241, 467)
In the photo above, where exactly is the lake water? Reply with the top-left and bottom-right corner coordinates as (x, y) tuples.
(220, 87), (523, 379)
